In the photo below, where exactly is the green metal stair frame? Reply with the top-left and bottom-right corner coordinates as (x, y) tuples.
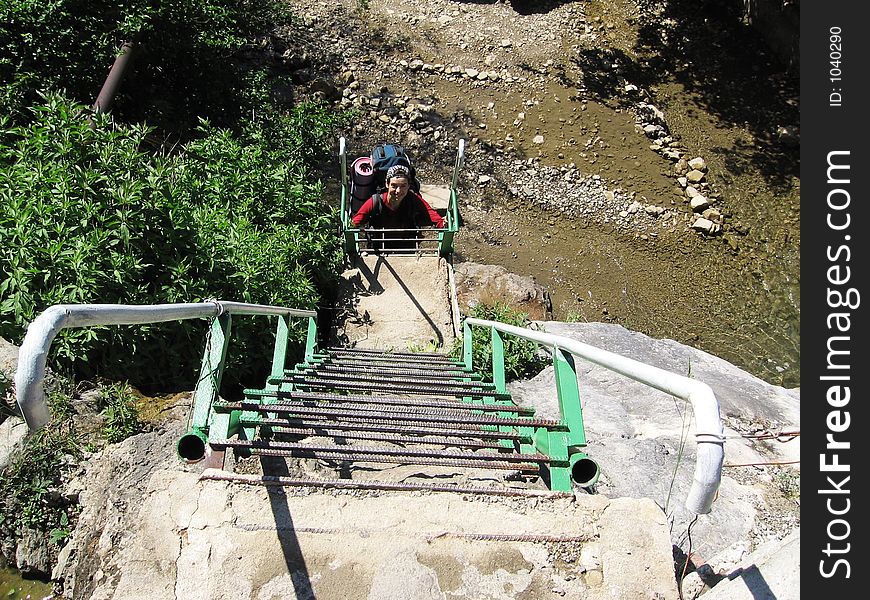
(176, 312), (318, 461)
(178, 311), (597, 492)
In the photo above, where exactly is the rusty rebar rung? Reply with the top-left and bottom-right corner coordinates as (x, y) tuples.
(245, 390), (532, 415)
(252, 417), (528, 440)
(291, 370), (495, 390)
(210, 440), (542, 471)
(211, 438), (550, 463)
(220, 401), (560, 428)
(284, 378), (505, 398)
(326, 347), (452, 359)
(241, 399), (510, 421)
(313, 363), (473, 379)
(324, 353), (465, 369)
(321, 358), (469, 372)
(326, 348), (458, 362)
(265, 425), (505, 449)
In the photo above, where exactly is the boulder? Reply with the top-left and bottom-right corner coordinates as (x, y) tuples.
(16, 528), (51, 579)
(0, 337), (18, 377)
(0, 416), (28, 472)
(452, 261), (552, 320)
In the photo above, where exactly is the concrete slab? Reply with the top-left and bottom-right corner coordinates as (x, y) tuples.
(330, 255), (457, 352)
(98, 469), (680, 600)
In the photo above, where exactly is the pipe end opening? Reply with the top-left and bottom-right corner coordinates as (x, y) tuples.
(177, 432), (207, 462)
(571, 457), (600, 488)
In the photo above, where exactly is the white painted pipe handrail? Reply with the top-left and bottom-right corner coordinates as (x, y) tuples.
(15, 301), (316, 432)
(465, 317), (725, 514)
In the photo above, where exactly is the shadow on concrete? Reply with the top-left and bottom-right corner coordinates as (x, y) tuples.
(726, 564), (778, 600)
(377, 256), (445, 347)
(259, 456), (317, 600)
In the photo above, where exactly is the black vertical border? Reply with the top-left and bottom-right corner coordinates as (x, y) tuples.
(802, 1), (867, 594)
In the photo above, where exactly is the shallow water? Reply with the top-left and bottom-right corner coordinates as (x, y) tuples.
(0, 565), (55, 600)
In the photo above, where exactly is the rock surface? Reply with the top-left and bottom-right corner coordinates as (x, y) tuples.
(46, 320), (800, 599)
(65, 468), (679, 600)
(329, 254), (458, 351)
(508, 321), (799, 560)
(452, 262), (552, 321)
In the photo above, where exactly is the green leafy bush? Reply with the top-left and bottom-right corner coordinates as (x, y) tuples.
(99, 382), (142, 444)
(0, 378), (143, 546)
(460, 302), (548, 382)
(0, 93), (346, 390)
(0, 417), (80, 536)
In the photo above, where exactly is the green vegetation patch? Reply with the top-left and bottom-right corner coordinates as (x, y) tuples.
(459, 302), (548, 382)
(0, 95), (347, 390)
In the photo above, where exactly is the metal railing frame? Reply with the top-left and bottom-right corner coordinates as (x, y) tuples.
(13, 302), (318, 450)
(339, 137), (464, 258)
(462, 317), (725, 514)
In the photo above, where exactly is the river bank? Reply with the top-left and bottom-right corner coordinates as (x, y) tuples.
(286, 0), (799, 386)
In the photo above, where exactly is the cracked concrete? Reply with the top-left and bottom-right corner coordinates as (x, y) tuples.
(73, 469), (679, 599)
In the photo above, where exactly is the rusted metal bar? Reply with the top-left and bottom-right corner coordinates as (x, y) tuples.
(244, 390), (533, 414)
(288, 370), (495, 389)
(325, 347), (457, 360)
(427, 532), (589, 543)
(281, 378), (508, 398)
(210, 439), (542, 471)
(251, 417), (528, 441)
(216, 401), (561, 428)
(318, 356), (466, 370)
(210, 438), (550, 463)
(200, 469), (571, 498)
(265, 425), (505, 449)
(312, 363), (474, 379)
(238, 398), (504, 420)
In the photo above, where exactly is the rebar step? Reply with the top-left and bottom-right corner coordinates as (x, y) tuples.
(210, 438), (549, 471)
(305, 362), (478, 379)
(324, 346), (454, 360)
(240, 390), (535, 415)
(202, 346), (584, 493)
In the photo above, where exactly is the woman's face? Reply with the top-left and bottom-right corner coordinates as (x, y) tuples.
(386, 176), (410, 207)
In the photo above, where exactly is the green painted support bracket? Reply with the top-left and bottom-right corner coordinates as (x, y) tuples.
(488, 329), (518, 448)
(439, 230), (455, 256)
(527, 345), (589, 491)
(269, 315), (291, 387)
(462, 320), (473, 371)
(344, 229), (358, 259)
(243, 315), (294, 442)
(552, 345), (587, 448)
(518, 425), (536, 454)
(304, 316), (318, 363)
(186, 313), (232, 446)
(533, 427), (572, 492)
(490, 328), (507, 394)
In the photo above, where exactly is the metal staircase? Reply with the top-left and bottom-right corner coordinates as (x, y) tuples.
(181, 331), (600, 495)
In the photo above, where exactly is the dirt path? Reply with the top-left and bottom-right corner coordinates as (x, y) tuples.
(287, 0), (799, 387)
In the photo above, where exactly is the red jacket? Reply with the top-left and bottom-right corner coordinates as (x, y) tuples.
(352, 191), (445, 229)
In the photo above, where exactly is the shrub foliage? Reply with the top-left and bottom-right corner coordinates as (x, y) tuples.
(462, 302), (548, 382)
(0, 1), (350, 390)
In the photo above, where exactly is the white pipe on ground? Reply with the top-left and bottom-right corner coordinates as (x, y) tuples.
(464, 317), (725, 515)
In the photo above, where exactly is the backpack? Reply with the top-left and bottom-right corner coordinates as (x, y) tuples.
(350, 143), (420, 216)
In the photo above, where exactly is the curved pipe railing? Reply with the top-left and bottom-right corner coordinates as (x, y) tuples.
(14, 301), (316, 432)
(463, 317), (725, 515)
